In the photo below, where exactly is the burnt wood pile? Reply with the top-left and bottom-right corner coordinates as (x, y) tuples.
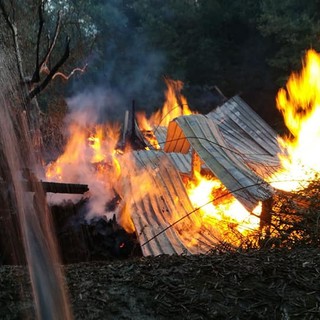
(51, 198), (141, 264)
(0, 176), (141, 265)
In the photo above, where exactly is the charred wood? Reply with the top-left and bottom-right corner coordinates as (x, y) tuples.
(21, 168), (89, 194)
(40, 181), (88, 194)
(51, 200), (141, 263)
(119, 100), (148, 150)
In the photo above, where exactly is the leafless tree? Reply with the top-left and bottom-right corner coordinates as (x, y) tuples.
(0, 0), (86, 101)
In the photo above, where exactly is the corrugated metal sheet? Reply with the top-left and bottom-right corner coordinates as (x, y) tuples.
(129, 96), (280, 256)
(153, 126), (167, 148)
(154, 126), (192, 175)
(207, 96), (280, 178)
(164, 113), (274, 211)
(124, 150), (221, 256)
(152, 96), (280, 178)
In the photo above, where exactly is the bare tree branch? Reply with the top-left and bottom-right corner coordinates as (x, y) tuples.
(1, 1), (85, 100)
(39, 9), (62, 75)
(29, 36), (71, 100)
(31, 0), (45, 83)
(52, 64), (88, 80)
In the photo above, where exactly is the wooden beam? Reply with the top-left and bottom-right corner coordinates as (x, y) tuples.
(260, 197), (273, 237)
(0, 180), (89, 194)
(191, 149), (201, 180)
(25, 181), (89, 194)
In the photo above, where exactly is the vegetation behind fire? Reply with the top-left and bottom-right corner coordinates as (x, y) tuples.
(264, 178), (320, 249)
(3, 1), (320, 127)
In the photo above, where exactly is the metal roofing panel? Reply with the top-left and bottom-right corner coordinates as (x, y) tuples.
(209, 96), (280, 155)
(166, 152), (192, 175)
(164, 114), (273, 211)
(153, 126), (167, 149)
(123, 150), (221, 256)
(124, 96), (282, 256)
(165, 121), (190, 153)
(154, 126), (192, 174)
(207, 96), (281, 178)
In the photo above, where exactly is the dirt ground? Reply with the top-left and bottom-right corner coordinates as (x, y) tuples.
(1, 247), (320, 320)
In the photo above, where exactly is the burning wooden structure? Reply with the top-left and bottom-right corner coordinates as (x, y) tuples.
(124, 95), (281, 256)
(2, 48), (320, 264)
(1, 92), (281, 262)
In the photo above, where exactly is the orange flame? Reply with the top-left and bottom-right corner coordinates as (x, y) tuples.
(46, 123), (120, 181)
(186, 172), (261, 241)
(149, 78), (192, 127)
(46, 123), (88, 181)
(269, 49), (320, 191)
(88, 127), (104, 163)
(45, 79), (194, 234)
(137, 78), (193, 149)
(45, 119), (135, 233)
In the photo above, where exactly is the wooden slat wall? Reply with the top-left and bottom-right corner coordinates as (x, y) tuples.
(124, 150), (220, 256)
(207, 96), (280, 178)
(155, 126), (192, 174)
(164, 114), (273, 211)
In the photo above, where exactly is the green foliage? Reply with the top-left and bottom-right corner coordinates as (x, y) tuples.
(258, 0), (320, 85)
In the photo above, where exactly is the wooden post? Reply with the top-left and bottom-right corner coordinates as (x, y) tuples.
(122, 110), (129, 147)
(191, 149), (201, 181)
(260, 197), (273, 239)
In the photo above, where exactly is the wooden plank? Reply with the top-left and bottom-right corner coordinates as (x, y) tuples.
(212, 96), (280, 155)
(21, 181), (89, 194)
(130, 150), (220, 256)
(173, 115), (273, 210)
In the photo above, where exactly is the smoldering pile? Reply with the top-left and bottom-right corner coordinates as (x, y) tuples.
(50, 194), (142, 264)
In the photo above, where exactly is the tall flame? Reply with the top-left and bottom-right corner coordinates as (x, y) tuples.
(149, 78), (192, 127)
(45, 119), (136, 232)
(269, 49), (320, 191)
(46, 123), (120, 183)
(136, 78), (193, 149)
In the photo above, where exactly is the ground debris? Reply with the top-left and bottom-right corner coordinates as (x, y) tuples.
(1, 248), (320, 319)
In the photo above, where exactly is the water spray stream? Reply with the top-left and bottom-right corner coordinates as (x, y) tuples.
(0, 47), (72, 319)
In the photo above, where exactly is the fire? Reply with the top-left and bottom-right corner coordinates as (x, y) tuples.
(46, 123), (120, 182)
(269, 49), (320, 191)
(137, 78), (193, 149)
(46, 122), (88, 181)
(88, 127), (104, 163)
(45, 119), (136, 232)
(45, 79), (194, 235)
(46, 76), (271, 247)
(149, 78), (192, 127)
(186, 172), (261, 240)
